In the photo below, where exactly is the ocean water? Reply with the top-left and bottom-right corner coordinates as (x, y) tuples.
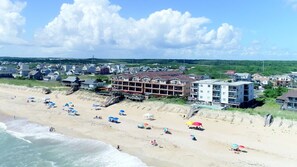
(0, 119), (147, 167)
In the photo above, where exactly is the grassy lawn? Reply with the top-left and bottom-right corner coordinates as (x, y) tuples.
(228, 98), (297, 120)
(0, 78), (64, 88)
(148, 96), (187, 105)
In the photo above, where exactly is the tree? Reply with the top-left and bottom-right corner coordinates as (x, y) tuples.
(264, 86), (288, 98)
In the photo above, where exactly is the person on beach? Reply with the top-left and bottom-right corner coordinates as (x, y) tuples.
(151, 140), (158, 146)
(117, 145), (121, 151)
(191, 135), (197, 141)
(49, 127), (55, 132)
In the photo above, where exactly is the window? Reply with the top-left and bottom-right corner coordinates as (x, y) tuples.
(200, 84), (203, 87)
(200, 90), (203, 93)
(223, 98), (226, 101)
(207, 91), (210, 93)
(208, 85), (210, 87)
(200, 96), (203, 99)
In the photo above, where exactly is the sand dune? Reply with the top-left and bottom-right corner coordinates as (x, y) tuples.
(0, 84), (296, 167)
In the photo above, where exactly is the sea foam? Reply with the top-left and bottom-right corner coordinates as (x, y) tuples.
(0, 121), (7, 130)
(2, 119), (147, 167)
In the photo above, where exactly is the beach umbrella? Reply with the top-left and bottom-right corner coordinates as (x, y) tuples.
(239, 145), (245, 149)
(186, 121), (193, 126)
(108, 116), (114, 122)
(119, 110), (125, 115)
(113, 117), (119, 122)
(231, 144), (239, 149)
(144, 113), (154, 120)
(143, 123), (149, 126)
(192, 122), (202, 126)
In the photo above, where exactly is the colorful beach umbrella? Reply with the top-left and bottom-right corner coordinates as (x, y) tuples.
(144, 123), (149, 126)
(231, 144), (239, 149)
(186, 121), (193, 126)
(192, 122), (202, 126)
(239, 145), (245, 149)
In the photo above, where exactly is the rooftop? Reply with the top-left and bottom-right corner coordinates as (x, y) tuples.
(193, 80), (253, 86)
(277, 90), (297, 101)
(115, 71), (194, 82)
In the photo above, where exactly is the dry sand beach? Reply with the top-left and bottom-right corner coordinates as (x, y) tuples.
(0, 84), (297, 167)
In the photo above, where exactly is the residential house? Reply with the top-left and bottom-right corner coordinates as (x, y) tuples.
(111, 71), (194, 97)
(19, 64), (30, 77)
(43, 72), (61, 81)
(225, 70), (236, 76)
(190, 79), (254, 107)
(252, 73), (270, 86)
(233, 73), (252, 82)
(0, 66), (13, 78)
(80, 79), (105, 90)
(71, 65), (82, 74)
(82, 64), (96, 74)
(188, 74), (210, 80)
(273, 75), (292, 87)
(276, 90), (297, 111)
(99, 66), (110, 75)
(28, 70), (43, 80)
(62, 65), (72, 72)
(41, 68), (51, 76)
(61, 76), (81, 87)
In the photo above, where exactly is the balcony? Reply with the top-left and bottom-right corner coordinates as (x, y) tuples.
(212, 99), (220, 103)
(174, 86), (183, 91)
(213, 93), (221, 97)
(213, 86), (221, 91)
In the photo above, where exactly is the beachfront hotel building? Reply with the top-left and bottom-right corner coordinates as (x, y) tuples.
(190, 79), (254, 107)
(111, 72), (194, 97)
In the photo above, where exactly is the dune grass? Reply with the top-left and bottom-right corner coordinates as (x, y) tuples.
(0, 78), (63, 88)
(148, 96), (187, 105)
(228, 98), (297, 120)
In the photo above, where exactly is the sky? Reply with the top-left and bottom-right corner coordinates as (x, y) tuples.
(1, 0), (297, 60)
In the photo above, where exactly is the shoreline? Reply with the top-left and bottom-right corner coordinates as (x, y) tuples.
(0, 84), (297, 167)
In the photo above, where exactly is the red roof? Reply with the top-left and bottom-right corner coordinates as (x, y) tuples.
(225, 70), (236, 75)
(115, 71), (194, 82)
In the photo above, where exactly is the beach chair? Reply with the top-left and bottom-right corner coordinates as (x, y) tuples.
(108, 116), (114, 122)
(137, 124), (144, 129)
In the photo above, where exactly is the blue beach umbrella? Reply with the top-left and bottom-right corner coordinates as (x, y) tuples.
(113, 117), (119, 122)
(108, 116), (114, 122)
(231, 144), (239, 149)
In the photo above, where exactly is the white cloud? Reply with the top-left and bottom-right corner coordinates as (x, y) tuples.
(0, 0), (26, 45)
(287, 0), (297, 10)
(35, 0), (241, 58)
